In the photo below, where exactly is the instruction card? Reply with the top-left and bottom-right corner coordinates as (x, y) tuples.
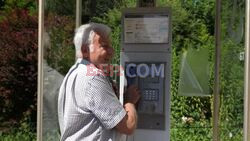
(124, 15), (169, 43)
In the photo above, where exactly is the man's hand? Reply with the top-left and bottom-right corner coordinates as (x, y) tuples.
(124, 85), (141, 104)
(115, 85), (141, 135)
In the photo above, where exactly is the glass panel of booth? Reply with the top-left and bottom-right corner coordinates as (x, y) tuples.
(219, 1), (245, 140)
(172, 0), (245, 140)
(42, 0), (76, 140)
(178, 47), (210, 96)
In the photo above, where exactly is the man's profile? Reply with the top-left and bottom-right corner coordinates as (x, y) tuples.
(58, 23), (140, 141)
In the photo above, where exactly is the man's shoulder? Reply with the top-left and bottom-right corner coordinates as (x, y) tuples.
(66, 61), (109, 84)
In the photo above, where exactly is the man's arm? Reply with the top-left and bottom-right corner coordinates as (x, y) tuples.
(115, 85), (141, 135)
(115, 103), (137, 135)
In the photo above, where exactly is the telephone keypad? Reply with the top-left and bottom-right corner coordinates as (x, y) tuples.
(143, 89), (159, 101)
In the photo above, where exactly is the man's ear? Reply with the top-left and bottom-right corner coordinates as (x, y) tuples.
(81, 44), (89, 58)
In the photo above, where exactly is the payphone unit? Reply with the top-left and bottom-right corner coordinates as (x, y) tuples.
(119, 8), (171, 141)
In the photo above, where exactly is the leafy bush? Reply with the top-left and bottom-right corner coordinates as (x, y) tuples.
(44, 13), (75, 75)
(0, 9), (37, 124)
(0, 119), (36, 141)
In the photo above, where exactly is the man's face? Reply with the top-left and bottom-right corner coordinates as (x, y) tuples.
(88, 32), (114, 65)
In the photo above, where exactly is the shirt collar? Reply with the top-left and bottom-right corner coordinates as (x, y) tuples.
(76, 58), (90, 65)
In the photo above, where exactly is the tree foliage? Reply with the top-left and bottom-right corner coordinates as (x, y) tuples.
(1, 0), (37, 13)
(0, 9), (38, 123)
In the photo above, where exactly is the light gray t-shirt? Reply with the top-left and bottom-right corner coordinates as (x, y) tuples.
(58, 59), (126, 141)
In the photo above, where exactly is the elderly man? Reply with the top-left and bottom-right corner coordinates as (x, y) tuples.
(58, 23), (140, 141)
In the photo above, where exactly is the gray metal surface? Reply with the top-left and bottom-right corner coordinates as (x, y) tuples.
(244, 0), (250, 140)
(76, 0), (82, 28)
(37, 0), (44, 140)
(121, 52), (171, 141)
(125, 62), (166, 130)
(120, 7), (171, 141)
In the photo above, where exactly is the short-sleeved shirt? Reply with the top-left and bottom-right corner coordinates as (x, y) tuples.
(58, 59), (126, 141)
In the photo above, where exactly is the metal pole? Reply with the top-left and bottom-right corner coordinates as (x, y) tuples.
(213, 0), (221, 140)
(76, 0), (82, 28)
(244, 0), (250, 140)
(37, 0), (44, 140)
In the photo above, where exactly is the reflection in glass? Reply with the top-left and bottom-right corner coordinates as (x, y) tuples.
(43, 0), (75, 140)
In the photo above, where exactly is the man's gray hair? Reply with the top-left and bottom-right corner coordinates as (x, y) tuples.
(74, 23), (111, 58)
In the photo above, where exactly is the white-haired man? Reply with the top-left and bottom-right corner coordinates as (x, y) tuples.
(58, 23), (140, 141)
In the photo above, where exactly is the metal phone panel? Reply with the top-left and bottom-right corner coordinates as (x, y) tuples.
(120, 7), (172, 141)
(125, 62), (166, 130)
(121, 7), (172, 53)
